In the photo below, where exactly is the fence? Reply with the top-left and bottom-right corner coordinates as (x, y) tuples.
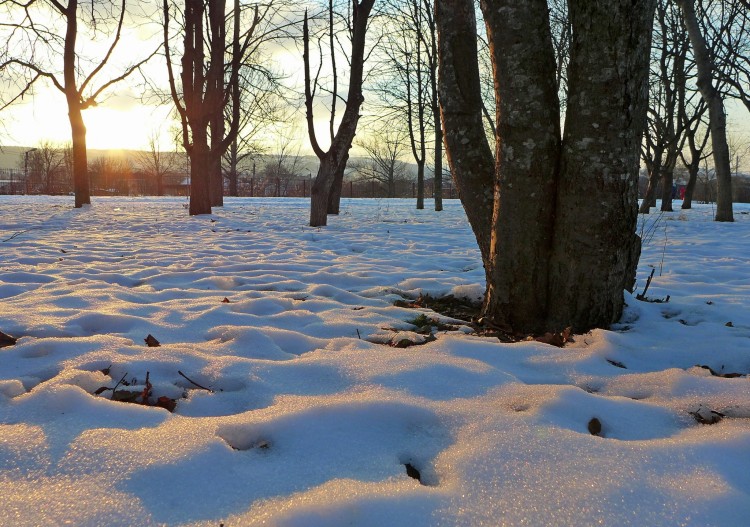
(235, 176), (457, 200)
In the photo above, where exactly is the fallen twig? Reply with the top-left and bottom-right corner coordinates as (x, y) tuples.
(178, 370), (215, 393)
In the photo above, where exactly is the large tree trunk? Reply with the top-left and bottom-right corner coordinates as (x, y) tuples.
(479, 0), (561, 332)
(189, 131), (212, 215)
(545, 0), (652, 331)
(437, 0), (653, 334)
(676, 0), (733, 222)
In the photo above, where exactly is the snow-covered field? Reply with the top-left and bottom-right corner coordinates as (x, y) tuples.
(1, 196), (749, 526)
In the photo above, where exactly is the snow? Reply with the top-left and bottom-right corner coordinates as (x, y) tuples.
(1, 196), (749, 526)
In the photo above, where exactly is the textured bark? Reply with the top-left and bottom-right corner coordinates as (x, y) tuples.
(479, 0), (561, 332)
(437, 0), (654, 334)
(435, 0), (494, 261)
(676, 0), (733, 222)
(189, 132), (212, 215)
(546, 0), (653, 331)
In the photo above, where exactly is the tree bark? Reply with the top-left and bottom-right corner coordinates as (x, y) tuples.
(437, 0), (654, 334)
(63, 0), (90, 208)
(682, 163), (698, 208)
(676, 0), (733, 222)
(546, 0), (652, 331)
(479, 0), (561, 332)
(436, 0), (494, 261)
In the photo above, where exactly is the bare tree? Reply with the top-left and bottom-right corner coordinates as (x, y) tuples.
(437, 0), (654, 333)
(0, 0), (157, 207)
(164, 0), (284, 214)
(304, 0), (376, 227)
(640, 0), (694, 213)
(674, 0), (734, 221)
(353, 126), (409, 198)
(134, 131), (180, 196)
(27, 141), (65, 194)
(224, 66), (286, 196)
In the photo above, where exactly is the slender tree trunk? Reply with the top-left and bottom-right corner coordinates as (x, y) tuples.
(228, 139), (239, 197)
(676, 0), (733, 222)
(435, 0), (494, 262)
(682, 163), (698, 209)
(416, 161), (424, 208)
(68, 103), (89, 208)
(64, 0), (90, 208)
(433, 126), (443, 211)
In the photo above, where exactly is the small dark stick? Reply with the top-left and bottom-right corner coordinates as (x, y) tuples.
(178, 370), (215, 393)
(636, 269), (656, 300)
(110, 372), (128, 400)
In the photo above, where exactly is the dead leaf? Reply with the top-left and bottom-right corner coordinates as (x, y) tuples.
(221, 297), (231, 303)
(155, 396), (177, 412)
(145, 334), (161, 347)
(725, 321), (734, 327)
(534, 327), (572, 347)
(689, 407), (724, 425)
(0, 331), (18, 348)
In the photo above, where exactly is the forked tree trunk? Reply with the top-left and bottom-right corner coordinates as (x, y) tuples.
(437, 0), (654, 334)
(305, 2), (373, 227)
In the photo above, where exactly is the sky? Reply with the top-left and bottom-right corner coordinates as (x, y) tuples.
(1, 4), (749, 164)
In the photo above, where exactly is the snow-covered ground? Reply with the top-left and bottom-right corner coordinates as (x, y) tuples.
(1, 196), (749, 526)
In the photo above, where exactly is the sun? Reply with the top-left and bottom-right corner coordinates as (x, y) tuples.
(83, 104), (176, 151)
